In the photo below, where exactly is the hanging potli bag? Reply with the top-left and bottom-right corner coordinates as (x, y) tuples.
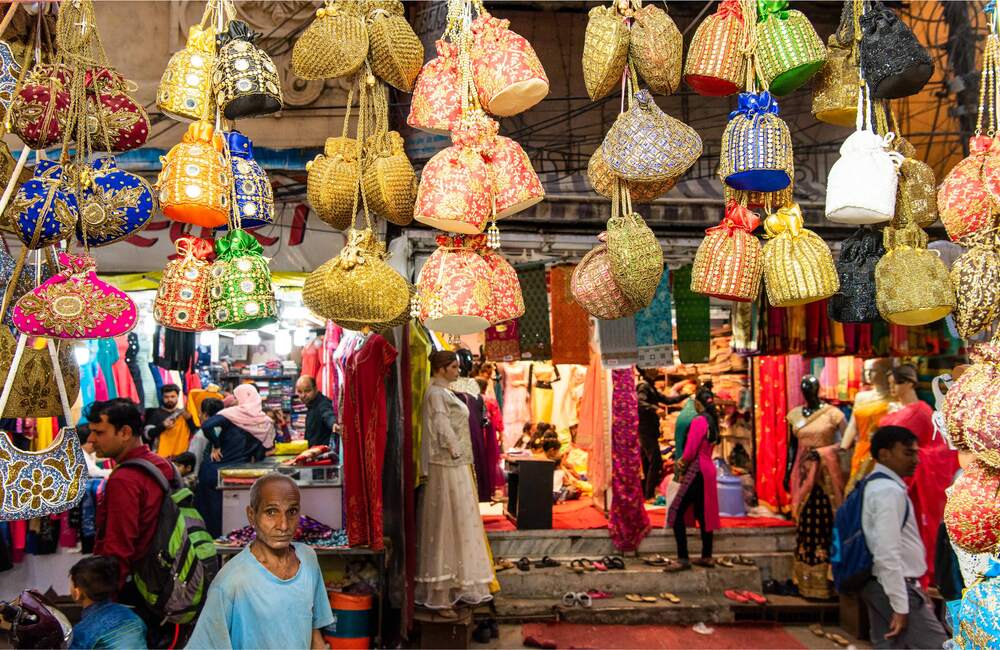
(75, 156), (156, 247)
(825, 87), (903, 224)
(812, 2), (859, 126)
(303, 227), (412, 332)
(158, 22), (217, 122)
(944, 460), (1000, 554)
(86, 67), (150, 153)
(942, 338), (1000, 457)
(407, 39), (461, 134)
(724, 183), (793, 212)
(307, 84), (360, 231)
(858, 1), (932, 100)
(587, 146), (675, 203)
(605, 180), (663, 310)
(571, 233), (635, 320)
(213, 20), (282, 120)
(366, 1), (423, 93)
(754, 0), (825, 96)
(470, 6), (549, 115)
(720, 91), (793, 192)
(156, 120), (231, 228)
(8, 64), (71, 149)
(221, 131), (273, 231)
(5, 159), (78, 249)
(828, 226), (884, 323)
(892, 135), (938, 229)
(208, 229), (277, 329)
(761, 203), (838, 307)
(479, 241), (524, 324)
(415, 233), (495, 335)
(292, 0), (368, 81)
(691, 201), (763, 302)
(487, 129), (544, 219)
(875, 219), (955, 326)
(582, 2), (629, 101)
(13, 253), (137, 339)
(683, 0), (746, 97)
(601, 88), (702, 184)
(153, 236), (215, 332)
(951, 228), (1000, 340)
(361, 80), (415, 226)
(630, 2), (683, 96)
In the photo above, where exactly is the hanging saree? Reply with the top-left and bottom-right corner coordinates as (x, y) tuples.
(516, 263), (551, 360)
(635, 270), (674, 365)
(882, 399), (959, 584)
(785, 354), (808, 412)
(787, 404), (846, 599)
(786, 305), (807, 354)
(485, 320), (521, 361)
(608, 367), (651, 552)
(549, 264), (590, 365)
(576, 346), (604, 452)
(673, 265), (710, 363)
(754, 355), (790, 513)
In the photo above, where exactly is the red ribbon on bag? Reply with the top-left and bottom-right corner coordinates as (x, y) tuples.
(717, 0), (745, 22)
(707, 202), (761, 236)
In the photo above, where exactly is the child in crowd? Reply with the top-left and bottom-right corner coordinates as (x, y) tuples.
(69, 556), (147, 650)
(171, 451), (198, 489)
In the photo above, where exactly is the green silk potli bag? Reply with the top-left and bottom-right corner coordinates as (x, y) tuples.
(208, 229), (277, 329)
(754, 0), (826, 96)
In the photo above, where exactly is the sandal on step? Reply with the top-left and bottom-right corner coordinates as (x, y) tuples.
(535, 556), (560, 568)
(587, 590), (613, 600)
(625, 593), (643, 603)
(723, 590), (749, 603)
(592, 560), (608, 571)
(740, 590), (767, 605)
(568, 559), (585, 574)
(809, 624), (824, 637)
(515, 557), (532, 572)
(580, 558), (596, 572)
(662, 560), (691, 572)
(641, 595), (658, 603)
(494, 558), (515, 572)
(603, 556), (626, 570)
(659, 592), (681, 603)
(716, 557), (735, 568)
(643, 555), (669, 566)
(826, 632), (849, 647)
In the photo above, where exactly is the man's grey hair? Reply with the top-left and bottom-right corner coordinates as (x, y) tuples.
(248, 472), (298, 511)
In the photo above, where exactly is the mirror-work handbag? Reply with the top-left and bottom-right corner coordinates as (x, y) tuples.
(208, 229), (277, 329)
(875, 220), (955, 326)
(859, 2), (933, 100)
(691, 202), (762, 302)
(75, 156), (156, 248)
(683, 0), (745, 97)
(828, 226), (884, 323)
(158, 24), (216, 122)
(762, 203), (838, 307)
(153, 236), (215, 332)
(157, 121), (231, 229)
(720, 92), (793, 192)
(582, 3), (629, 102)
(222, 131), (273, 231)
(754, 1), (826, 96)
(213, 20), (282, 120)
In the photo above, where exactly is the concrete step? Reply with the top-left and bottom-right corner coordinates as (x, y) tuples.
(488, 526), (796, 561)
(493, 594), (738, 625)
(496, 562), (762, 599)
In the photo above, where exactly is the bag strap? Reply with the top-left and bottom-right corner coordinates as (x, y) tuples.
(864, 472), (910, 529)
(117, 457), (181, 493)
(0, 334), (73, 423)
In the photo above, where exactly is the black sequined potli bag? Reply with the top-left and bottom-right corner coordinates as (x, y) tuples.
(859, 1), (932, 99)
(828, 226), (884, 323)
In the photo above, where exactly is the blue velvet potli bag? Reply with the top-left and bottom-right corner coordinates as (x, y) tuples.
(76, 156), (157, 247)
(720, 91), (793, 193)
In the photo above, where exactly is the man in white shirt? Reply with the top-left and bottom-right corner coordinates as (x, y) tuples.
(860, 425), (949, 649)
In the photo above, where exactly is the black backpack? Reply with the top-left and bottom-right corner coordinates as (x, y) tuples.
(829, 226), (884, 323)
(118, 459), (219, 625)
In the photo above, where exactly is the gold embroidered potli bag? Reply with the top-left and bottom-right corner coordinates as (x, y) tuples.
(629, 2), (682, 96)
(951, 227), (1000, 340)
(875, 219), (956, 326)
(307, 83), (361, 231)
(292, 0), (368, 81)
(366, 0), (423, 92)
(605, 180), (663, 310)
(761, 203), (838, 307)
(583, 3), (630, 101)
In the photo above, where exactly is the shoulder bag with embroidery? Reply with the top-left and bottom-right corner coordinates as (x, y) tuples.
(0, 336), (85, 521)
(691, 201), (763, 302)
(213, 20), (282, 120)
(220, 131), (273, 231)
(156, 120), (231, 228)
(75, 156), (156, 248)
(8, 63), (71, 149)
(874, 219), (955, 326)
(720, 91), (793, 192)
(208, 229), (277, 329)
(762, 203), (838, 307)
(154, 236), (215, 332)
(13, 253), (137, 339)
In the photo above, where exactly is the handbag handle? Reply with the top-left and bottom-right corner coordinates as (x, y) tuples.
(0, 334), (73, 423)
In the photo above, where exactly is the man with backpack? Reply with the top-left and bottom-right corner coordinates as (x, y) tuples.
(834, 425), (949, 648)
(87, 398), (218, 647)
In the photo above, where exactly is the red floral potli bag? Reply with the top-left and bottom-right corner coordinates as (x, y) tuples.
(469, 4), (548, 117)
(407, 39), (461, 135)
(691, 201), (763, 302)
(153, 236), (215, 332)
(415, 233), (494, 335)
(85, 67), (150, 153)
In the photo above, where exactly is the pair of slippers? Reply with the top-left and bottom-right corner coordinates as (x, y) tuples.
(509, 556), (560, 572)
(567, 556), (624, 573)
(809, 625), (849, 647)
(624, 592), (680, 603)
(561, 592), (593, 608)
(723, 589), (767, 605)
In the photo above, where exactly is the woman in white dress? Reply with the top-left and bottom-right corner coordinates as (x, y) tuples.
(416, 350), (496, 614)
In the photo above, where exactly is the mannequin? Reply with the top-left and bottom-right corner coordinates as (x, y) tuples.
(880, 364), (959, 584)
(785, 375), (846, 600)
(416, 350), (495, 614)
(842, 358), (892, 490)
(529, 361), (560, 424)
(452, 348), (495, 501)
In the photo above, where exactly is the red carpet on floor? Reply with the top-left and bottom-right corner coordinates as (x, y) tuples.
(483, 502), (792, 532)
(522, 622), (807, 649)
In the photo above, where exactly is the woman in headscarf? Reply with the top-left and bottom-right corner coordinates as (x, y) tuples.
(194, 384), (276, 537)
(664, 383), (722, 571)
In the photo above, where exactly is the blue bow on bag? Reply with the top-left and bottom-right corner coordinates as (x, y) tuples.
(729, 91), (781, 124)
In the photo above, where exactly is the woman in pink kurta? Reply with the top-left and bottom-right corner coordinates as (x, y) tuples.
(666, 387), (721, 569)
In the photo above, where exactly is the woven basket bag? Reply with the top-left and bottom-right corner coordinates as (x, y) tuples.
(630, 4), (682, 96)
(691, 202), (763, 302)
(875, 220), (956, 326)
(307, 136), (359, 231)
(720, 91), (793, 192)
(683, 0), (745, 97)
(762, 204), (838, 307)
(606, 185), (663, 310)
(571, 240), (636, 320)
(362, 131), (416, 226)
(292, 1), (368, 81)
(587, 147), (675, 203)
(367, 2), (424, 92)
(951, 231), (1000, 340)
(754, 7), (826, 97)
(601, 88), (702, 183)
(582, 4), (629, 101)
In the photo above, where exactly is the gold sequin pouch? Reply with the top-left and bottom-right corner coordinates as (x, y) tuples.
(157, 23), (216, 122)
(582, 3), (629, 101)
(875, 219), (956, 326)
(951, 228), (1000, 339)
(292, 0), (368, 81)
(761, 203), (838, 307)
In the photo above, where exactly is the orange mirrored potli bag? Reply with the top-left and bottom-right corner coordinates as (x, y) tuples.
(691, 201), (763, 302)
(154, 236), (215, 332)
(683, 0), (747, 97)
(156, 121), (231, 228)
